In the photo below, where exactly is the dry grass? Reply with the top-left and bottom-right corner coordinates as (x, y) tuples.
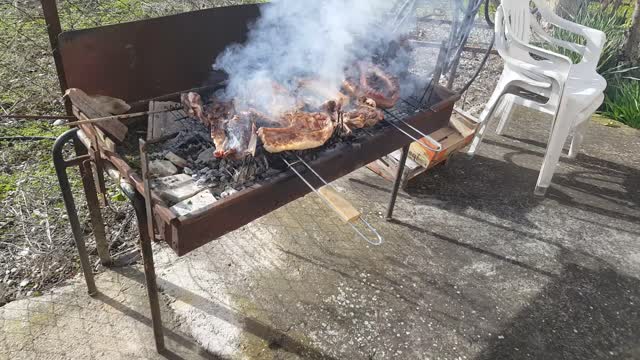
(0, 0), (261, 305)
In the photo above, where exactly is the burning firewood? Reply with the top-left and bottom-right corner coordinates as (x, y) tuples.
(182, 92), (228, 157)
(257, 111), (334, 153)
(219, 112), (258, 159)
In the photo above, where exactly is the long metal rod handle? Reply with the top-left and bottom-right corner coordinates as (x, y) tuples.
(282, 156), (384, 246)
(295, 156), (384, 246)
(383, 113), (443, 153)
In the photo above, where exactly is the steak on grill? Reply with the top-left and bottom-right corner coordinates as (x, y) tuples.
(343, 100), (385, 130)
(257, 112), (335, 153)
(343, 62), (400, 109)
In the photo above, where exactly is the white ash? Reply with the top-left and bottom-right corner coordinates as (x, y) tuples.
(147, 114), (282, 198)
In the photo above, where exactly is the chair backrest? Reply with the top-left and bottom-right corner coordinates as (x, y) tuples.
(500, 0), (533, 45)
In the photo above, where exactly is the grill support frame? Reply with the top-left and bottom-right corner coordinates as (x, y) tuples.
(46, 3), (461, 354)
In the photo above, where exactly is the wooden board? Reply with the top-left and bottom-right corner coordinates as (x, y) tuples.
(317, 186), (361, 223)
(147, 101), (186, 141)
(366, 112), (478, 185)
(66, 88), (129, 141)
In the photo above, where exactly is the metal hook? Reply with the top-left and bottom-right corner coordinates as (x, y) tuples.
(281, 155), (385, 246)
(348, 218), (384, 246)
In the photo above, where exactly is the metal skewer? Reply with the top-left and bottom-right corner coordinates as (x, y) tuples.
(383, 110), (443, 152)
(62, 106), (184, 126)
(281, 155), (384, 246)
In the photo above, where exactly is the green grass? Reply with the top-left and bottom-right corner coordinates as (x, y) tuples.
(0, 121), (66, 200)
(602, 79), (640, 128)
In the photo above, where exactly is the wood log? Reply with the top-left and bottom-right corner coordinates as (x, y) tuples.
(65, 88), (129, 142)
(147, 101), (186, 141)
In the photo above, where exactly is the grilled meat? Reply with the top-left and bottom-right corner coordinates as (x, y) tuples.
(343, 62), (400, 109)
(343, 101), (385, 130)
(182, 92), (256, 160)
(257, 112), (334, 153)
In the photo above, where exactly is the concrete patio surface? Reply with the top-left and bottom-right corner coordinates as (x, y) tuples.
(2, 106), (639, 359)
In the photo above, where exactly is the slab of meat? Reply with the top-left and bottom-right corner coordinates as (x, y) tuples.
(343, 101), (385, 130)
(218, 112), (258, 160)
(182, 92), (256, 160)
(257, 112), (334, 153)
(343, 62), (400, 109)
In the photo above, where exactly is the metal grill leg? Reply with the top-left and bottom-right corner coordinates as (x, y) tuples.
(53, 129), (97, 295)
(386, 145), (410, 220)
(75, 143), (112, 265)
(121, 182), (165, 352)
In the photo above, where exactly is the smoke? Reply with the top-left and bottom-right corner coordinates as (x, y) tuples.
(214, 0), (427, 117)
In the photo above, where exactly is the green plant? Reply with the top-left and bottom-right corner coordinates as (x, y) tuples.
(551, 3), (630, 80)
(602, 78), (640, 128)
(549, 3), (640, 128)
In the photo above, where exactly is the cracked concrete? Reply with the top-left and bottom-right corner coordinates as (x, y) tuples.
(2, 107), (639, 359)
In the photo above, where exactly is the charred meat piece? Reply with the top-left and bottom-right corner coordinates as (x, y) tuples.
(343, 102), (385, 129)
(182, 92), (228, 154)
(257, 112), (335, 153)
(182, 92), (256, 160)
(342, 63), (400, 109)
(219, 112), (257, 160)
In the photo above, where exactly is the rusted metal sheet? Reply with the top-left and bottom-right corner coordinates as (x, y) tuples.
(58, 4), (261, 102)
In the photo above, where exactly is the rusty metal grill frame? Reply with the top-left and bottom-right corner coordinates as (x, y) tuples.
(46, 1), (459, 354)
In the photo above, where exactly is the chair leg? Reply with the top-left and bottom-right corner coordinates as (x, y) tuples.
(534, 110), (573, 196)
(495, 95), (515, 136)
(568, 118), (589, 159)
(467, 90), (504, 157)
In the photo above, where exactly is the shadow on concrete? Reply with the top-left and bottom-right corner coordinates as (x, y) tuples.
(487, 137), (639, 223)
(94, 288), (218, 360)
(112, 267), (338, 360)
(475, 262), (640, 360)
(387, 218), (556, 278)
(382, 137), (640, 234)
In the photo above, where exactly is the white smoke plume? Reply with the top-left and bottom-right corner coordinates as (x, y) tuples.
(214, 0), (426, 116)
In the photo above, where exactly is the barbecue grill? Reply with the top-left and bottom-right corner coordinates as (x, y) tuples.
(46, 0), (489, 353)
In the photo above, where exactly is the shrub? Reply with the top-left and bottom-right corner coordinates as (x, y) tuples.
(550, 3), (640, 128)
(602, 78), (640, 128)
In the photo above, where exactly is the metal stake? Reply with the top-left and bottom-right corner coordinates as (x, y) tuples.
(138, 139), (166, 352)
(40, 0), (71, 115)
(386, 145), (410, 220)
(78, 152), (112, 265)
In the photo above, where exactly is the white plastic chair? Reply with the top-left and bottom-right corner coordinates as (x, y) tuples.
(467, 0), (607, 196)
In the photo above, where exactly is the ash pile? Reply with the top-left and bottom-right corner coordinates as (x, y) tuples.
(144, 111), (281, 205)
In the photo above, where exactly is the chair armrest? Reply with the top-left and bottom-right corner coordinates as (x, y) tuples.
(535, 3), (606, 64)
(505, 29), (572, 80)
(494, 6), (570, 86)
(531, 21), (588, 57)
